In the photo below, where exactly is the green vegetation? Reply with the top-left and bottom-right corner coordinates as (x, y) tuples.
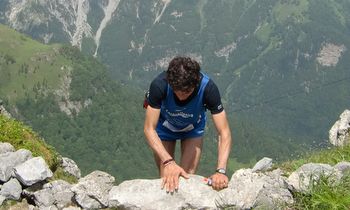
(0, 114), (59, 170)
(273, 0), (310, 23)
(0, 24), (70, 104)
(279, 144), (350, 174)
(278, 144), (350, 209)
(292, 174), (350, 210)
(0, 23), (244, 180)
(0, 114), (79, 184)
(1, 0), (350, 182)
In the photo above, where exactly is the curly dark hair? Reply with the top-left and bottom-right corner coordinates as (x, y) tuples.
(166, 56), (201, 92)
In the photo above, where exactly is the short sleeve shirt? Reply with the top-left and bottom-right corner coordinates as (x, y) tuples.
(147, 71), (224, 114)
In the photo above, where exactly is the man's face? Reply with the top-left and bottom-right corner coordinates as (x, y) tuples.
(174, 88), (194, 101)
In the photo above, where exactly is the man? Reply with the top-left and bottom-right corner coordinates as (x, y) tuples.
(144, 56), (232, 192)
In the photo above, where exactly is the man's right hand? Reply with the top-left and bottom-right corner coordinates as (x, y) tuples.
(161, 161), (189, 193)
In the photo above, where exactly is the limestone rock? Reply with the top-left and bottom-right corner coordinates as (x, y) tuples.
(61, 157), (81, 178)
(252, 157), (273, 172)
(287, 163), (341, 192)
(0, 195), (5, 206)
(109, 175), (218, 210)
(329, 109), (350, 146)
(0, 149), (32, 182)
(334, 161), (350, 175)
(218, 169), (293, 209)
(14, 157), (53, 186)
(71, 170), (115, 209)
(0, 142), (15, 154)
(0, 178), (22, 200)
(33, 180), (74, 209)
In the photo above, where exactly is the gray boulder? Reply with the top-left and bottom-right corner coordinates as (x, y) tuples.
(0, 149), (32, 182)
(0, 195), (5, 206)
(14, 157), (53, 186)
(61, 157), (81, 178)
(71, 170), (115, 209)
(62, 207), (82, 210)
(0, 103), (11, 118)
(334, 161), (350, 175)
(109, 175), (218, 210)
(39, 206), (58, 210)
(287, 163), (341, 192)
(252, 157), (273, 172)
(329, 109), (350, 146)
(0, 142), (15, 154)
(0, 178), (22, 200)
(218, 169), (293, 209)
(33, 180), (74, 209)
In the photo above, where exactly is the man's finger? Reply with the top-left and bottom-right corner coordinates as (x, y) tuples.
(161, 177), (166, 189)
(166, 180), (171, 193)
(174, 176), (179, 190)
(168, 177), (175, 193)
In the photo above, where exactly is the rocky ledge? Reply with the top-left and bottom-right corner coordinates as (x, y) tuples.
(0, 142), (350, 210)
(0, 109), (350, 209)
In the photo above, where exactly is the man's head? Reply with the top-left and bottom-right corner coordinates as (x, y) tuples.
(166, 56), (201, 93)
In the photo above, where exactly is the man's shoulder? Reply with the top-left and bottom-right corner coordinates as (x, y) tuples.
(152, 71), (167, 85)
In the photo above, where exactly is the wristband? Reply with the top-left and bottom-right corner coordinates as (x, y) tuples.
(163, 158), (174, 166)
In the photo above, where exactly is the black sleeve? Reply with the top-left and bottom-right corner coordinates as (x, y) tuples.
(147, 73), (167, 109)
(204, 79), (224, 114)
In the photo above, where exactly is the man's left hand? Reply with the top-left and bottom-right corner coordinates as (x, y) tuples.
(209, 173), (229, 191)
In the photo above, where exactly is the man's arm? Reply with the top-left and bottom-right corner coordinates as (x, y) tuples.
(210, 110), (232, 190)
(144, 106), (173, 162)
(143, 106), (189, 192)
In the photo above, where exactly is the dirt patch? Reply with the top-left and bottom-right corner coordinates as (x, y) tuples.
(316, 43), (346, 67)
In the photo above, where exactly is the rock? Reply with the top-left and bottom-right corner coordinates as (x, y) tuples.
(33, 180), (74, 209)
(62, 207), (82, 210)
(218, 169), (293, 209)
(71, 170), (115, 209)
(14, 157), (53, 186)
(334, 161), (350, 175)
(0, 178), (22, 200)
(0, 142), (15, 154)
(39, 205), (58, 210)
(0, 149), (32, 182)
(329, 109), (350, 146)
(61, 157), (81, 178)
(109, 175), (218, 210)
(287, 163), (342, 192)
(33, 188), (55, 207)
(0, 103), (12, 118)
(252, 157), (273, 172)
(0, 195), (6, 206)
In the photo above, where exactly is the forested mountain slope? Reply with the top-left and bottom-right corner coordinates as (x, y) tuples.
(0, 24), (151, 180)
(1, 0), (350, 179)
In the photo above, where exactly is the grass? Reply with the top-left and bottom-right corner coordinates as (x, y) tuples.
(276, 142), (350, 209)
(273, 0), (309, 24)
(0, 114), (60, 170)
(0, 24), (71, 105)
(255, 22), (272, 43)
(292, 174), (350, 210)
(0, 114), (80, 184)
(278, 144), (350, 175)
